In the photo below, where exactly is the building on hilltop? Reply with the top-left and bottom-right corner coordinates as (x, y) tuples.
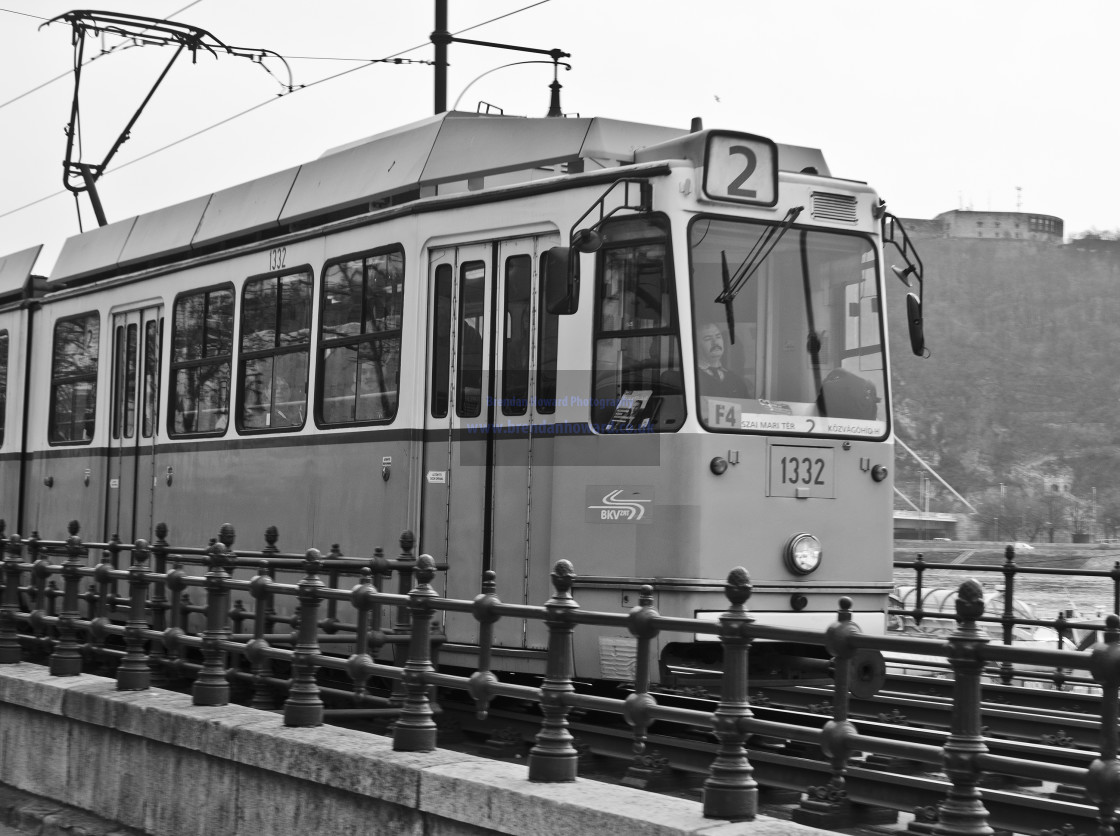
(900, 210), (1064, 243)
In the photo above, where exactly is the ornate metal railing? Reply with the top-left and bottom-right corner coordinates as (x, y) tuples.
(894, 546), (1120, 687)
(3, 521), (1120, 834)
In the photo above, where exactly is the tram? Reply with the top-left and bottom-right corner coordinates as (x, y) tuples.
(0, 110), (926, 683)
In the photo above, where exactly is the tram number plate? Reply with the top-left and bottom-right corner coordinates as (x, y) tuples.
(768, 446), (834, 498)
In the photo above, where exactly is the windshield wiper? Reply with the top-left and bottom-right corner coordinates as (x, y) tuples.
(714, 206), (804, 310)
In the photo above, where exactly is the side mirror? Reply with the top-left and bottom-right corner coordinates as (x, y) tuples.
(543, 246), (579, 315)
(906, 292), (925, 356)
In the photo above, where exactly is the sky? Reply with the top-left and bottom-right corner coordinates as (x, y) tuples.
(1, 0), (1117, 278)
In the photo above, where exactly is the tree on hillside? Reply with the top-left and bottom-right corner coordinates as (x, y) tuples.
(1097, 489), (1120, 540)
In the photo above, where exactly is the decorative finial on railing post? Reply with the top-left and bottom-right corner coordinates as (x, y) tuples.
(1087, 614), (1120, 836)
(117, 538), (152, 691)
(192, 528), (233, 706)
(935, 578), (992, 836)
(247, 559), (276, 710)
(147, 523), (171, 686)
(49, 522), (84, 676)
(283, 548), (324, 727)
(393, 554), (439, 752)
(622, 584), (660, 761)
(702, 566), (757, 820)
(528, 560), (580, 782)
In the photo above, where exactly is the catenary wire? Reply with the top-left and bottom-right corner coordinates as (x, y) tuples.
(0, 0), (553, 222)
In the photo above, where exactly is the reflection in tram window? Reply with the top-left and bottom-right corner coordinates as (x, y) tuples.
(142, 320), (161, 439)
(0, 331), (7, 446)
(239, 270), (312, 431)
(688, 218), (886, 433)
(318, 247), (404, 425)
(112, 323), (138, 440)
(170, 286), (233, 436)
(49, 312), (100, 443)
(456, 261), (485, 419)
(592, 217), (684, 432)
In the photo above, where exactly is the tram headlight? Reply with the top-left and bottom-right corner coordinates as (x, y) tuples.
(784, 533), (822, 575)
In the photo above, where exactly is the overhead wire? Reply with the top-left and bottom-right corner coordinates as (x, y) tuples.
(0, 1), (204, 112)
(0, 0), (553, 223)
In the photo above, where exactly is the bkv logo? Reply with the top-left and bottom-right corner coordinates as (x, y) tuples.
(585, 486), (654, 524)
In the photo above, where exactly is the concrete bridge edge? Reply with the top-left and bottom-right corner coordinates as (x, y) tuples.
(0, 664), (827, 836)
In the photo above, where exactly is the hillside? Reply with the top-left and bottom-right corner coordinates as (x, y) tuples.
(885, 233), (1120, 537)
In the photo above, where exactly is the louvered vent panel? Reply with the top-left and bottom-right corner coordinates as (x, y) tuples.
(811, 192), (858, 223)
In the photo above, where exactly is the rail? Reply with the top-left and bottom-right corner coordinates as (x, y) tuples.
(3, 522), (1120, 833)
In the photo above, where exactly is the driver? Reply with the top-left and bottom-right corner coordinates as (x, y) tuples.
(696, 323), (752, 399)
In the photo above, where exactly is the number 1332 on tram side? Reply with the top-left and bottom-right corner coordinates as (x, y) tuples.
(0, 111), (927, 684)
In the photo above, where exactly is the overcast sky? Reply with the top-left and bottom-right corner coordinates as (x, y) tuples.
(1, 0), (1116, 276)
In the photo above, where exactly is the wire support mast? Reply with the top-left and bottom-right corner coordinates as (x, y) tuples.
(41, 10), (294, 228)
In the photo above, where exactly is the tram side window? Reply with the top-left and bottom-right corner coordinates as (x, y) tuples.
(318, 247), (404, 425)
(592, 217), (684, 432)
(239, 269), (312, 431)
(456, 261), (485, 419)
(170, 286), (233, 436)
(111, 323), (138, 440)
(501, 255), (531, 416)
(49, 312), (100, 444)
(430, 264), (452, 418)
(0, 331), (7, 446)
(537, 253), (559, 414)
(142, 319), (162, 439)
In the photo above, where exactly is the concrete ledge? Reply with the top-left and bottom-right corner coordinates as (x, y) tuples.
(0, 783), (144, 836)
(0, 664), (826, 836)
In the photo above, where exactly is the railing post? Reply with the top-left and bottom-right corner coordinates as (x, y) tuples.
(702, 566), (757, 820)
(0, 533), (23, 663)
(346, 568), (378, 698)
(148, 523), (171, 685)
(1087, 614), (1120, 836)
(284, 548), (324, 726)
(528, 559), (579, 782)
(49, 523), (84, 676)
(467, 570), (502, 720)
(999, 545), (1016, 684)
(934, 579), (992, 836)
(193, 525), (234, 706)
(393, 554), (438, 751)
(913, 553), (926, 628)
(117, 538), (151, 690)
(390, 531), (417, 713)
(622, 585), (660, 765)
(248, 559), (276, 711)
(795, 597), (866, 827)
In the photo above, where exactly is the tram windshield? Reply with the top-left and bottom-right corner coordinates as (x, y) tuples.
(688, 217), (887, 438)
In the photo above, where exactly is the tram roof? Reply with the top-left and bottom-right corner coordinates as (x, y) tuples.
(0, 244), (43, 304)
(48, 111), (827, 286)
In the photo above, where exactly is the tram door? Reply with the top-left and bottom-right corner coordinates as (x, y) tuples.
(421, 235), (555, 648)
(105, 306), (163, 544)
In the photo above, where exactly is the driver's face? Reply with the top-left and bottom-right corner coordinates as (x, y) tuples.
(699, 326), (724, 364)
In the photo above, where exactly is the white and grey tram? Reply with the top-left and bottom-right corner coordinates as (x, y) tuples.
(0, 111), (926, 682)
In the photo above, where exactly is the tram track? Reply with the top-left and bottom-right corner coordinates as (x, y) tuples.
(430, 693), (1102, 836)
